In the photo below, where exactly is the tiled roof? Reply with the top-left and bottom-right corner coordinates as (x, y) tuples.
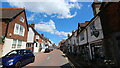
(78, 21), (89, 28)
(38, 38), (45, 43)
(0, 7), (24, 19)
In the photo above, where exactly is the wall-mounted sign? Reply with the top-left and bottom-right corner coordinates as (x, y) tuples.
(90, 22), (99, 38)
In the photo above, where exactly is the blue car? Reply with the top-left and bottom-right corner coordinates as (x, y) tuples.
(0, 49), (35, 68)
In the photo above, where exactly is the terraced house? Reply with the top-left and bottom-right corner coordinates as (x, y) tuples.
(60, 1), (120, 67)
(27, 23), (52, 53)
(0, 7), (28, 56)
(27, 23), (43, 53)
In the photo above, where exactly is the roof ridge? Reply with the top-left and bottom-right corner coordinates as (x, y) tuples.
(0, 7), (25, 9)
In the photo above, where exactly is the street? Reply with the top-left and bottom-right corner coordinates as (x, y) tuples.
(1, 1), (120, 68)
(23, 49), (74, 68)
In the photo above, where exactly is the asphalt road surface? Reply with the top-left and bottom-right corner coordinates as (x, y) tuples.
(23, 49), (74, 68)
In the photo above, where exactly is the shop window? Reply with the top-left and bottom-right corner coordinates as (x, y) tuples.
(91, 43), (104, 61)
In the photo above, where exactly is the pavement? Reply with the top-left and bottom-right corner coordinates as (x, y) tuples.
(23, 49), (74, 68)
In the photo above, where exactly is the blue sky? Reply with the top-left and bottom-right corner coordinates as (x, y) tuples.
(1, 0), (94, 45)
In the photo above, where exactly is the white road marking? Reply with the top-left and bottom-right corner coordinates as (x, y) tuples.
(63, 54), (65, 55)
(47, 57), (50, 60)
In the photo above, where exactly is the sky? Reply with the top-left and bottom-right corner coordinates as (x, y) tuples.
(1, 0), (94, 45)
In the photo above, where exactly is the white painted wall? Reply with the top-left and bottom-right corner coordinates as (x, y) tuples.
(33, 42), (39, 53)
(68, 39), (70, 45)
(2, 38), (13, 56)
(27, 27), (34, 42)
(79, 29), (87, 45)
(65, 40), (68, 46)
(48, 42), (52, 46)
(87, 16), (104, 43)
(2, 38), (26, 56)
(69, 38), (72, 47)
(41, 43), (46, 52)
(71, 36), (75, 45)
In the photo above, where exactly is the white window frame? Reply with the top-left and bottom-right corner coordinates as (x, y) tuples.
(17, 40), (22, 48)
(14, 23), (25, 36)
(36, 35), (39, 39)
(14, 23), (19, 34)
(12, 39), (22, 49)
(12, 39), (17, 48)
(20, 16), (25, 23)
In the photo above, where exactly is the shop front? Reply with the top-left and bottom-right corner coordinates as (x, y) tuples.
(89, 40), (105, 64)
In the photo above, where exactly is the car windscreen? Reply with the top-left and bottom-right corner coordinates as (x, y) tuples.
(5, 50), (22, 57)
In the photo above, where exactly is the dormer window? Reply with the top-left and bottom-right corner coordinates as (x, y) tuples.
(20, 16), (24, 23)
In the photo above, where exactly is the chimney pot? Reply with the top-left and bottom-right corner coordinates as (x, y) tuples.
(31, 22), (35, 28)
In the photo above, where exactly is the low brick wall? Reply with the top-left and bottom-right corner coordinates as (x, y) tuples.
(0, 43), (3, 57)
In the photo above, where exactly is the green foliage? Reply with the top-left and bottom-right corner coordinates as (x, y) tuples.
(0, 36), (5, 43)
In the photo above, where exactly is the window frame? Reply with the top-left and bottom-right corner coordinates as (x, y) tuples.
(20, 16), (25, 23)
(12, 39), (22, 49)
(14, 23), (25, 36)
(80, 32), (85, 41)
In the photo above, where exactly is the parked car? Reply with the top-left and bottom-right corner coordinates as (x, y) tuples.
(44, 48), (50, 53)
(1, 49), (35, 68)
(49, 48), (54, 51)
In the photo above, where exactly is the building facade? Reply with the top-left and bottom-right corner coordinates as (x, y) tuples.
(0, 7), (28, 56)
(61, 2), (120, 66)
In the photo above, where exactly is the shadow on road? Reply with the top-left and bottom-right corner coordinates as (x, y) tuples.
(23, 63), (73, 68)
(60, 63), (73, 68)
(61, 55), (66, 57)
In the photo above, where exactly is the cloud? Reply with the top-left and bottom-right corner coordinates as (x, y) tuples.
(35, 20), (71, 36)
(43, 15), (47, 17)
(57, 12), (77, 18)
(70, 0), (78, 2)
(88, 4), (91, 8)
(27, 13), (36, 21)
(6, 0), (82, 18)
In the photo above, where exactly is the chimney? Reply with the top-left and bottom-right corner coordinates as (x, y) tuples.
(67, 34), (70, 38)
(72, 30), (75, 35)
(92, 0), (101, 16)
(41, 34), (44, 37)
(31, 22), (35, 28)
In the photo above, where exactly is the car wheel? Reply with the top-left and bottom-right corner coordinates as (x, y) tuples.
(14, 61), (21, 68)
(31, 57), (35, 63)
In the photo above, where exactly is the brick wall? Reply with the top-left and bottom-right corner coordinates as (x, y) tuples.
(6, 11), (28, 42)
(0, 43), (3, 57)
(100, 2), (120, 37)
(100, 2), (120, 66)
(0, 21), (8, 37)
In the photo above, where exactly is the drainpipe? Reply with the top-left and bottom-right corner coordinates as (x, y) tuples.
(4, 20), (10, 42)
(86, 28), (92, 60)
